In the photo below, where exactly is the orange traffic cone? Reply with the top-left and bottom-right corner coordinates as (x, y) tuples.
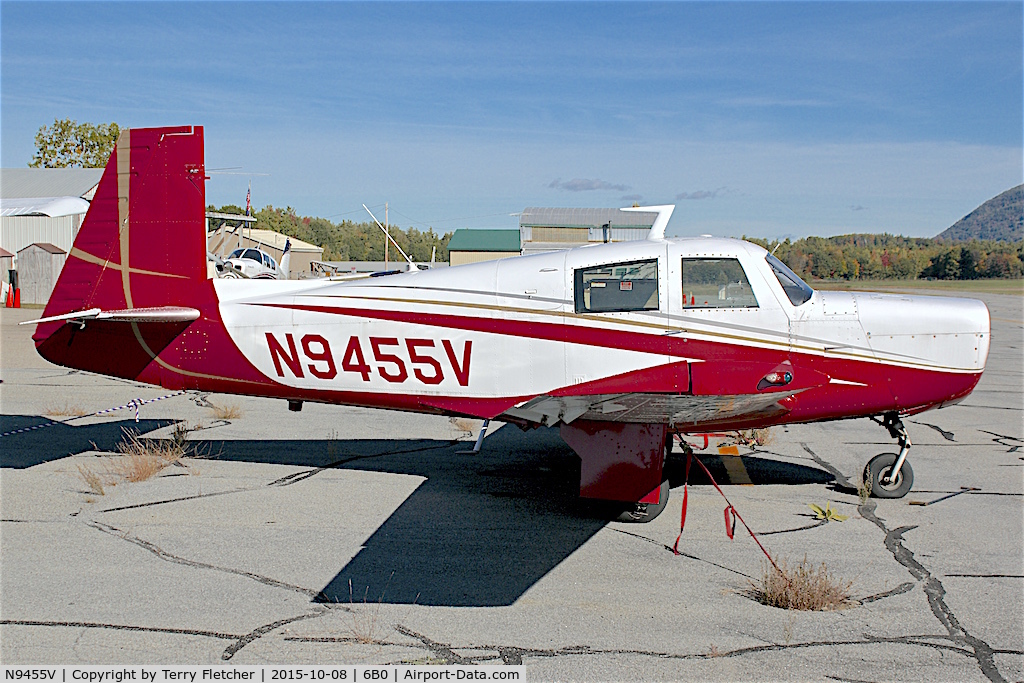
(4, 286), (12, 308)
(13, 288), (20, 308)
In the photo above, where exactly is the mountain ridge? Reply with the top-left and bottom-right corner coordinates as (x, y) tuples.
(936, 185), (1023, 242)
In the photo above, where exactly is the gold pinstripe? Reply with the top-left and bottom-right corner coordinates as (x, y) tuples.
(309, 292), (980, 374)
(69, 247), (189, 279)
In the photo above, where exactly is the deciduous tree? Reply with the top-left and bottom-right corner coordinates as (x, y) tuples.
(29, 118), (120, 168)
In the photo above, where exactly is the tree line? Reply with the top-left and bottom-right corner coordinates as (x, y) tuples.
(211, 204), (452, 264)
(746, 234), (1023, 281)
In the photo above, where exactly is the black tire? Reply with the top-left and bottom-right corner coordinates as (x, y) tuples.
(615, 479), (670, 523)
(864, 453), (914, 499)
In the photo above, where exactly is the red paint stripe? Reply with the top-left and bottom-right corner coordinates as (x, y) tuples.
(237, 302), (981, 423)
(256, 302), (671, 355)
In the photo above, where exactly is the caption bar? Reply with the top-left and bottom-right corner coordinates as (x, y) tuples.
(2, 667), (524, 683)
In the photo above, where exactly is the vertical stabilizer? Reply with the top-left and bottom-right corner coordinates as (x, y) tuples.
(32, 126), (222, 380)
(40, 126), (208, 322)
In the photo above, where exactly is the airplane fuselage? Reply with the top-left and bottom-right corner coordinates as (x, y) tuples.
(203, 238), (988, 431)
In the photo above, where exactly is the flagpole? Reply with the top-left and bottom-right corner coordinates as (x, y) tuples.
(245, 180), (252, 246)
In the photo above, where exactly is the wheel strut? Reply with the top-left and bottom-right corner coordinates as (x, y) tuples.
(874, 412), (912, 485)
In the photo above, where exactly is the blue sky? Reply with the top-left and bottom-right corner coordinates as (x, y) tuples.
(2, 2), (1021, 238)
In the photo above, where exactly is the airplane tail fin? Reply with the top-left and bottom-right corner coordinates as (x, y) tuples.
(32, 126), (217, 378)
(40, 126), (208, 321)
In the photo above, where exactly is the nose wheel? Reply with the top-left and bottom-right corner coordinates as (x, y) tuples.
(865, 412), (914, 498)
(864, 452), (914, 498)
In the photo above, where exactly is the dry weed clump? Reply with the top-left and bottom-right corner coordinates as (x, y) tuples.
(209, 402), (243, 420)
(45, 402), (88, 417)
(347, 578), (387, 645)
(75, 424), (195, 495)
(749, 556), (854, 611)
(77, 463), (105, 496)
(109, 425), (190, 483)
(857, 475), (872, 505)
(449, 417), (478, 436)
(735, 428), (775, 447)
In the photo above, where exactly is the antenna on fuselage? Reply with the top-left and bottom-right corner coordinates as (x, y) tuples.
(363, 204), (420, 271)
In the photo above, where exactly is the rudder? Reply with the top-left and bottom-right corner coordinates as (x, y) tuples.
(40, 126), (209, 322)
(33, 126), (217, 379)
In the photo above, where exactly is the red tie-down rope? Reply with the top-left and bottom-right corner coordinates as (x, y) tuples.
(672, 439), (783, 576)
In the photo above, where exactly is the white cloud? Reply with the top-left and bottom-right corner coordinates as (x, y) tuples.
(676, 187), (728, 200)
(548, 178), (631, 192)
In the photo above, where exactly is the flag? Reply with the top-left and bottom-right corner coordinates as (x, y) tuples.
(245, 182), (251, 217)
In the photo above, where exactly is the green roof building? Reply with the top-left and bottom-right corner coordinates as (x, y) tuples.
(448, 229), (521, 266)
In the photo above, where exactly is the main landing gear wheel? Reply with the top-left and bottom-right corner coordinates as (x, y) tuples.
(864, 453), (914, 499)
(615, 479), (670, 523)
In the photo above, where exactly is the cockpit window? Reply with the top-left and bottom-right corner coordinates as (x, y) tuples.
(766, 253), (813, 306)
(228, 248), (244, 259)
(682, 258), (758, 308)
(575, 258), (659, 313)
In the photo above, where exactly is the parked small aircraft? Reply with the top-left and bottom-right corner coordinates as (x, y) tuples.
(221, 242), (290, 280)
(25, 127), (990, 520)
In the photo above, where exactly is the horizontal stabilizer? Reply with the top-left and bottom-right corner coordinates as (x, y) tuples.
(22, 306), (201, 326)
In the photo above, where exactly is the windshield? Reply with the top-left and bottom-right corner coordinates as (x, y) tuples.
(766, 253), (813, 306)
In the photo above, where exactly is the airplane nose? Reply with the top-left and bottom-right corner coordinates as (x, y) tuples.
(857, 292), (990, 371)
(856, 292), (990, 409)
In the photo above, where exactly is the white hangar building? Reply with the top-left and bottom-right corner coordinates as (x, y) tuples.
(1, 168), (103, 257)
(1, 168), (103, 292)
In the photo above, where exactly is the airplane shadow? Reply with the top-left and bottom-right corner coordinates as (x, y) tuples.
(665, 450), (835, 488)
(194, 425), (833, 607)
(0, 413), (835, 606)
(0, 415), (172, 468)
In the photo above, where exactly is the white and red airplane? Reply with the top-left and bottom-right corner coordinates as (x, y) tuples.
(26, 126), (990, 520)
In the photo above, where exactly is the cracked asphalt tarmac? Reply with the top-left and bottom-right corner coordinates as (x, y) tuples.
(2, 290), (1021, 681)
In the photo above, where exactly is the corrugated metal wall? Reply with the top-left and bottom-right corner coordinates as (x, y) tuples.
(1, 214), (82, 257)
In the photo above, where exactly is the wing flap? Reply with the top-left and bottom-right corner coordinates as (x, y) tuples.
(500, 390), (794, 428)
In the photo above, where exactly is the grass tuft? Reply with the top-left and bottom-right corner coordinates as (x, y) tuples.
(449, 417), (479, 437)
(109, 425), (190, 482)
(77, 463), (105, 496)
(735, 427), (774, 447)
(749, 556), (854, 611)
(209, 402), (243, 420)
(347, 578), (388, 645)
(45, 402), (88, 417)
(857, 476), (872, 506)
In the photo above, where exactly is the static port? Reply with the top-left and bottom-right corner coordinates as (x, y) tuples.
(288, 400), (303, 412)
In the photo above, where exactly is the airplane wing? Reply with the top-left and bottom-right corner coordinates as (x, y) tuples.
(501, 390), (793, 430)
